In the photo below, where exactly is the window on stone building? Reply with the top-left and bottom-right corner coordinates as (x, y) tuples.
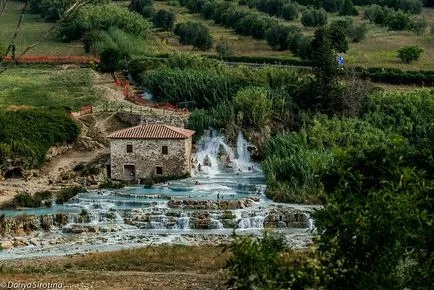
(126, 145), (133, 153)
(156, 166), (163, 175)
(162, 145), (168, 155)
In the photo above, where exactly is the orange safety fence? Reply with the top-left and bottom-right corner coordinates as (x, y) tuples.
(2, 56), (100, 64)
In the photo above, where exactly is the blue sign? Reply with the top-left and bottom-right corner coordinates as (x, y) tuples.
(337, 56), (344, 66)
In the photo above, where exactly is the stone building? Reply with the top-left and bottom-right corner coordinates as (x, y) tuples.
(107, 124), (195, 181)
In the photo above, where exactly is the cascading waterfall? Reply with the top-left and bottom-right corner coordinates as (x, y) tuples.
(194, 130), (235, 176)
(0, 130), (319, 260)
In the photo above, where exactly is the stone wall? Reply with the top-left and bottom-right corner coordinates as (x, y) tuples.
(110, 138), (193, 180)
(117, 112), (187, 128)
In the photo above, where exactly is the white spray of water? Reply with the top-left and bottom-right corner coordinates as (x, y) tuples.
(193, 130), (256, 176)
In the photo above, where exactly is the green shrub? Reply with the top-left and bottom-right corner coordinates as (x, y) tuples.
(153, 9), (176, 31)
(301, 8), (327, 27)
(1, 191), (52, 209)
(174, 21), (213, 50)
(397, 45), (424, 63)
(410, 15), (427, 35)
(385, 10), (411, 30)
(282, 3), (298, 20)
(98, 180), (125, 189)
(55, 186), (86, 204)
(73, 162), (86, 172)
(339, 0), (358, 16)
(235, 87), (273, 128)
(224, 233), (321, 289)
(129, 0), (154, 17)
(57, 4), (152, 42)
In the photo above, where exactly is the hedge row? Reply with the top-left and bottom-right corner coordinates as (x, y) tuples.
(356, 67), (434, 85)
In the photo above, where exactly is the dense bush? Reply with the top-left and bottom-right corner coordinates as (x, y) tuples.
(282, 3), (298, 20)
(235, 87), (273, 128)
(0, 108), (80, 168)
(55, 186), (86, 204)
(1, 191), (52, 209)
(265, 25), (300, 51)
(140, 67), (250, 107)
(85, 28), (148, 76)
(397, 45), (424, 63)
(301, 9), (327, 27)
(174, 21), (213, 50)
(339, 0), (359, 15)
(385, 10), (411, 30)
(357, 67), (434, 85)
(331, 18), (368, 43)
(410, 15), (428, 35)
(153, 9), (176, 31)
(129, 0), (154, 17)
(57, 4), (152, 42)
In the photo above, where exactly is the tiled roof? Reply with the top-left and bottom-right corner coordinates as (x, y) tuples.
(107, 124), (195, 139)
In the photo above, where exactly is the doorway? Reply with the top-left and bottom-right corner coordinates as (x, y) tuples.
(123, 165), (135, 180)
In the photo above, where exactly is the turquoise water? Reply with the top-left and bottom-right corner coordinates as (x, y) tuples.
(1, 170), (265, 217)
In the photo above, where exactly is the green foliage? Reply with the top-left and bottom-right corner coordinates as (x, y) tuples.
(187, 102), (236, 137)
(235, 87), (273, 128)
(385, 10), (411, 30)
(57, 4), (152, 42)
(215, 40), (234, 57)
(98, 180), (125, 189)
(128, 0), (154, 17)
(339, 0), (359, 16)
(395, 0), (422, 14)
(153, 9), (176, 31)
(55, 186), (86, 204)
(314, 157), (433, 289)
(301, 8), (328, 27)
(410, 15), (427, 35)
(362, 90), (434, 155)
(364, 4), (390, 24)
(282, 3), (298, 20)
(139, 63), (260, 107)
(0, 108), (79, 168)
(174, 21), (213, 50)
(327, 25), (349, 53)
(86, 28), (149, 75)
(309, 27), (342, 114)
(0, 41), (6, 59)
(356, 67), (434, 85)
(224, 233), (288, 289)
(0, 67), (100, 110)
(1, 191), (52, 209)
(397, 45), (424, 63)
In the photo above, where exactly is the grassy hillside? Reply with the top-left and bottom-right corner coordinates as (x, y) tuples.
(0, 1), (84, 56)
(0, 66), (100, 110)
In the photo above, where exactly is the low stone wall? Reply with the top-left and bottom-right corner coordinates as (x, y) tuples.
(116, 112), (187, 128)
